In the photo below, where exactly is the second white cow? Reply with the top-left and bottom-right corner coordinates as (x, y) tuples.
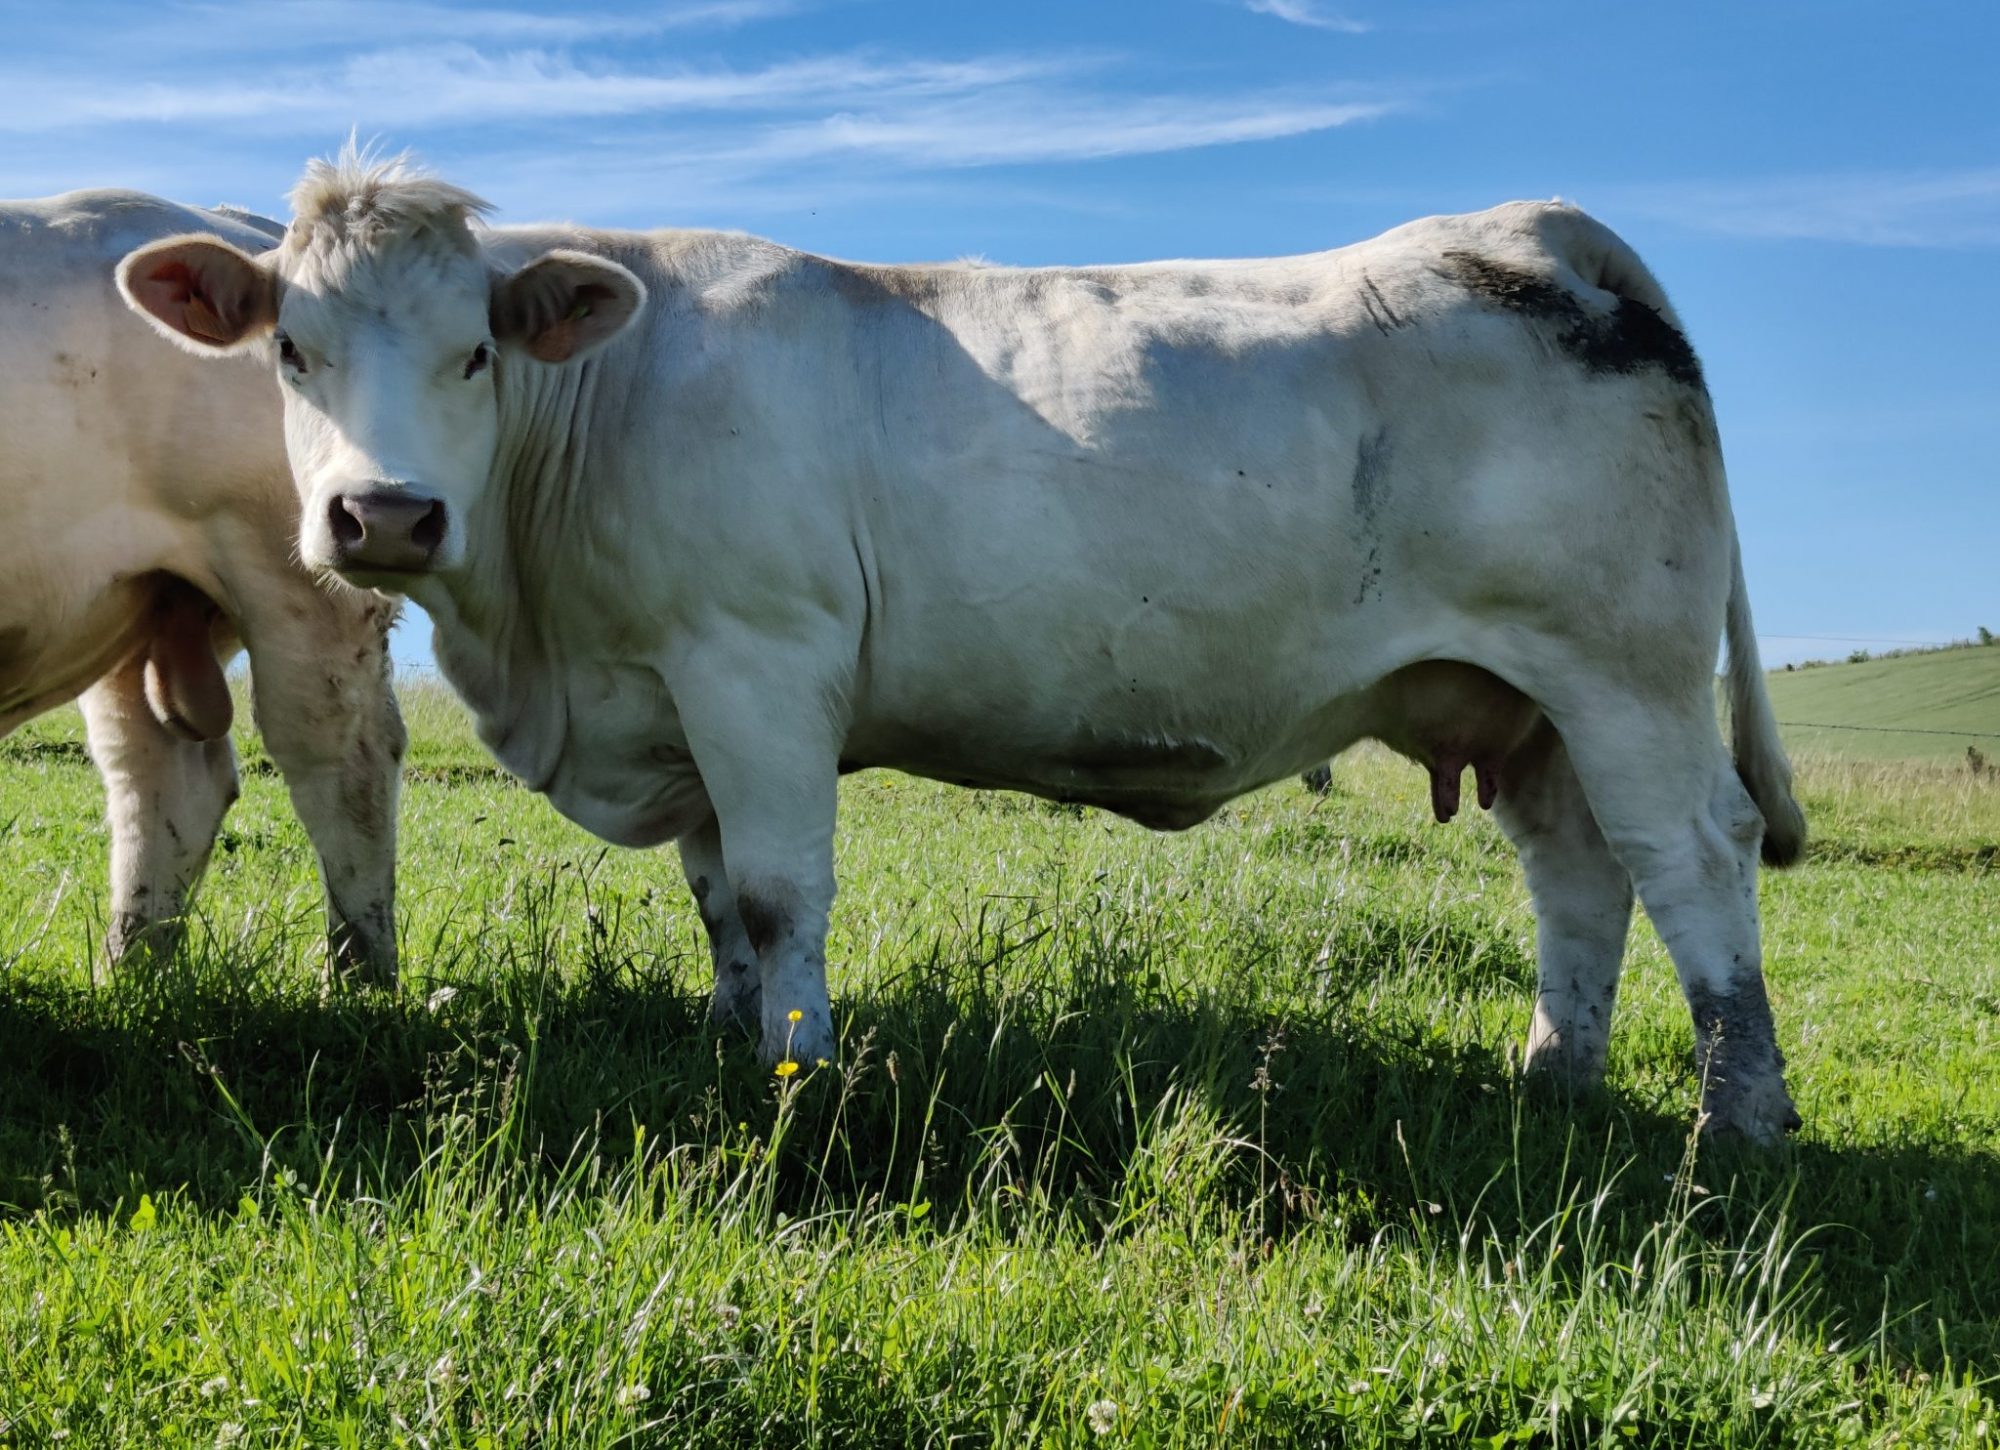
(3, 189), (403, 981)
(122, 154), (1807, 1140)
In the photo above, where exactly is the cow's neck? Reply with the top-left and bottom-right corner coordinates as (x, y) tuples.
(421, 353), (609, 791)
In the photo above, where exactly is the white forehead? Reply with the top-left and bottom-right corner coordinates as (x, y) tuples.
(274, 148), (494, 338)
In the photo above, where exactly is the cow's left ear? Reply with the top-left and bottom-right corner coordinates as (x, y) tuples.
(491, 250), (646, 364)
(117, 235), (278, 355)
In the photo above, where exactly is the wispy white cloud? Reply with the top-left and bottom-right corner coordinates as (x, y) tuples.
(167, 0), (802, 47)
(1242, 0), (1370, 35)
(728, 94), (1395, 169)
(0, 48), (1083, 132)
(1600, 169), (2000, 248)
(0, 35), (1403, 179)
(433, 80), (1398, 221)
(0, 12), (1410, 226)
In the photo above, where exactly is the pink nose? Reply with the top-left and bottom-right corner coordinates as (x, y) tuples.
(328, 490), (447, 573)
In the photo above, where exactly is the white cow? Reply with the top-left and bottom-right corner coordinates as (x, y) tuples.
(122, 153), (1808, 1139)
(3, 190), (403, 981)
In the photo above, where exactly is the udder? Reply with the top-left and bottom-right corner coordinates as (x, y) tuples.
(1367, 661), (1542, 823)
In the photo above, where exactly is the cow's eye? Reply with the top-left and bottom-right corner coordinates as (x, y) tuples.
(464, 342), (492, 379)
(276, 333), (306, 375)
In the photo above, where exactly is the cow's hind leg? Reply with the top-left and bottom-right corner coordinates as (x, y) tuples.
(81, 652), (240, 981)
(677, 816), (762, 1030)
(1542, 690), (1798, 1142)
(1491, 718), (1633, 1092)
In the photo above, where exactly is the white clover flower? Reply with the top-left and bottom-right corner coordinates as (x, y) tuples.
(1086, 1399), (1119, 1435)
(615, 1383), (652, 1408)
(199, 1375), (230, 1399)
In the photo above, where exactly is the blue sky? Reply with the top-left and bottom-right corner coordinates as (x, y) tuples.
(4, 0), (1993, 669)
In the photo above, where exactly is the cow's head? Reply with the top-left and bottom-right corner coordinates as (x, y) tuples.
(118, 151), (645, 591)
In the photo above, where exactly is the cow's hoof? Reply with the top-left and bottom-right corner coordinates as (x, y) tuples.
(103, 911), (183, 982)
(1520, 1036), (1609, 1098)
(1698, 1077), (1801, 1145)
(1301, 764), (1333, 795)
(328, 929), (398, 991)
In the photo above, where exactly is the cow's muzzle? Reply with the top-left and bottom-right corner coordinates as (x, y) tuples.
(328, 490), (448, 575)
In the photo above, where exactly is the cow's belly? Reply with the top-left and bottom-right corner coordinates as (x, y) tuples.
(848, 646), (1382, 829)
(845, 524), (1415, 819)
(0, 573), (155, 735)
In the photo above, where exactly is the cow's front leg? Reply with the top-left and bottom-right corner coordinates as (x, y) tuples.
(80, 651), (241, 980)
(675, 650), (844, 1067)
(239, 585), (405, 986)
(677, 815), (761, 1030)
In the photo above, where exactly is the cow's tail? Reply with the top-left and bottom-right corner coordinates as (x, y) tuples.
(1724, 537), (1806, 866)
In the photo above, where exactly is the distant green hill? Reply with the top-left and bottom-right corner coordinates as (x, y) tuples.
(1762, 644), (2000, 762)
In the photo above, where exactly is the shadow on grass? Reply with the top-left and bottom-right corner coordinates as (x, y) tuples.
(2, 923), (1995, 1369)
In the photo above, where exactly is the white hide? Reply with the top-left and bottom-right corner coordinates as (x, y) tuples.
(2, 189), (404, 980)
(125, 157), (1806, 1139)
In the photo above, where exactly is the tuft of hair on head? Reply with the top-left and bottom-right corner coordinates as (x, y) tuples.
(285, 137), (493, 257)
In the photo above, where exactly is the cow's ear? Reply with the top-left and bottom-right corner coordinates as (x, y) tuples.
(117, 236), (278, 355)
(491, 250), (646, 364)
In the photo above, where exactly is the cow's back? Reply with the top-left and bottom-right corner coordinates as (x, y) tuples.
(0, 190), (284, 495)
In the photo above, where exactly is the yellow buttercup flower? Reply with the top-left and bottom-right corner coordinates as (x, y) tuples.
(788, 1009), (803, 1023)
(774, 1060), (800, 1078)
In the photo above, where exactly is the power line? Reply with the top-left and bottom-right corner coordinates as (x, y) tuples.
(1777, 721), (2000, 740)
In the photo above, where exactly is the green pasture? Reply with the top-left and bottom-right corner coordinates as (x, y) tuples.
(1767, 642), (2000, 764)
(0, 679), (1995, 1446)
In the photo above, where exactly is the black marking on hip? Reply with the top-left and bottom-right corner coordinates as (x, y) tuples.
(1439, 250), (1703, 389)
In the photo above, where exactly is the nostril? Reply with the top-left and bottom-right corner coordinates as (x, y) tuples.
(330, 496), (365, 547)
(411, 500), (447, 553)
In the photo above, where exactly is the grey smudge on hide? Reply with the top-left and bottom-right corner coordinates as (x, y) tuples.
(1351, 428), (1390, 528)
(1358, 274), (1405, 335)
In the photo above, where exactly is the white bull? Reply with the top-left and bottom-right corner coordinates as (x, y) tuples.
(2, 190), (403, 981)
(122, 154), (1808, 1139)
